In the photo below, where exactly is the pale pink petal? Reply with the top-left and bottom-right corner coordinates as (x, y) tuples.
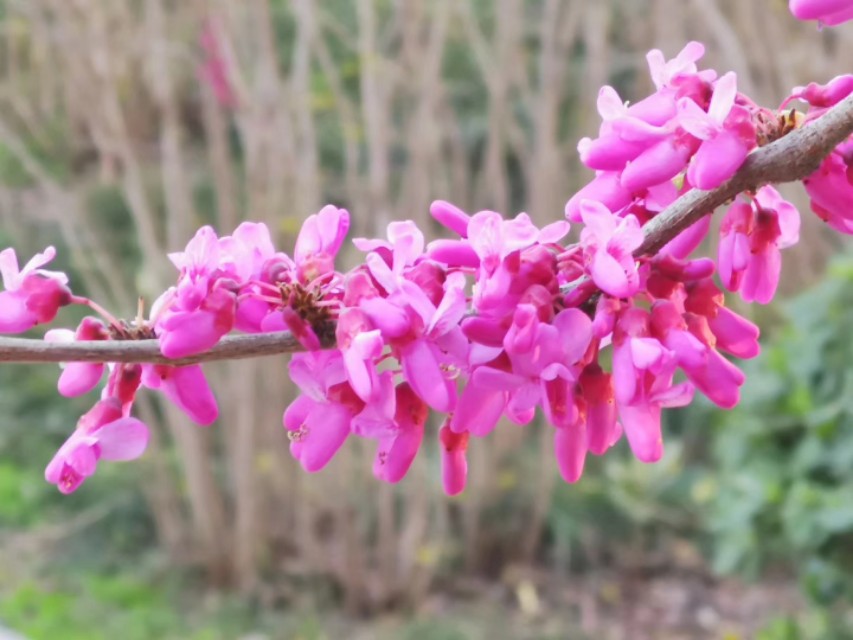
(430, 200), (470, 237)
(708, 72), (737, 124)
(96, 417), (150, 461)
(554, 422), (588, 483)
(58, 363), (104, 397)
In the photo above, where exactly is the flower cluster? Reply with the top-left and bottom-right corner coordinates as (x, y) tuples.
(0, 22), (851, 495)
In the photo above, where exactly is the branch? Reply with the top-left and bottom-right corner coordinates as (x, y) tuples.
(0, 93), (851, 366)
(0, 331), (319, 366)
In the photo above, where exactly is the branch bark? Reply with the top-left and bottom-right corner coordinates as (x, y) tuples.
(0, 93), (851, 367)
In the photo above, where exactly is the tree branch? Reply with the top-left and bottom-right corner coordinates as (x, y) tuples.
(0, 331), (318, 366)
(0, 93), (851, 366)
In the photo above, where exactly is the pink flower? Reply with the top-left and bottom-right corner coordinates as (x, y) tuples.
(554, 415), (588, 484)
(646, 41), (708, 90)
(719, 187), (800, 303)
(677, 72), (755, 190)
(803, 144), (853, 235)
(283, 352), (351, 470)
(612, 308), (694, 462)
(467, 306), (592, 428)
(580, 200), (644, 298)
(158, 227), (237, 358)
(45, 398), (149, 494)
(579, 364), (621, 455)
(430, 200), (471, 238)
(373, 383), (427, 483)
(440, 424), (469, 496)
(158, 287), (236, 358)
(789, 0), (853, 25)
(651, 300), (745, 408)
(141, 364), (219, 426)
(45, 317), (110, 397)
(0, 246), (72, 333)
(294, 205), (350, 283)
(684, 278), (761, 359)
(787, 74), (853, 109)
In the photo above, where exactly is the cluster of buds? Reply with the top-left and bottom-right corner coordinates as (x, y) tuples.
(0, 3), (851, 494)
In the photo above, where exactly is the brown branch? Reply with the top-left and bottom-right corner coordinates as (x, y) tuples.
(0, 331), (321, 366)
(0, 93), (851, 367)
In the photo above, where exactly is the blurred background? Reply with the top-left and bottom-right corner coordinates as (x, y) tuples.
(0, 0), (851, 638)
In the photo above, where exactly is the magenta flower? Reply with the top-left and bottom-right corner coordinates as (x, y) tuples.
(803, 146), (853, 235)
(159, 226), (237, 358)
(789, 0), (853, 25)
(283, 351), (373, 472)
(646, 41), (707, 90)
(336, 308), (384, 402)
(554, 416), (588, 484)
(612, 308), (694, 463)
(787, 74), (853, 109)
(465, 305), (592, 429)
(373, 383), (427, 483)
(158, 286), (236, 358)
(45, 398), (149, 494)
(0, 246), (72, 333)
(651, 300), (745, 408)
(719, 187), (800, 304)
(440, 424), (469, 496)
(430, 200), (471, 238)
(678, 72), (754, 190)
(294, 205), (350, 283)
(684, 278), (761, 360)
(580, 200), (644, 298)
(45, 317), (110, 397)
(141, 364), (219, 426)
(579, 364), (621, 456)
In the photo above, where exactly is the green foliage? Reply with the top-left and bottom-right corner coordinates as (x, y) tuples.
(709, 250), (853, 607)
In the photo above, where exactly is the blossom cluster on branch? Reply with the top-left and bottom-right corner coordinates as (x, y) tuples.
(1, 1), (852, 495)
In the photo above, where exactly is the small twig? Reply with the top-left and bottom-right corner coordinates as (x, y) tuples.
(0, 94), (851, 366)
(0, 331), (326, 366)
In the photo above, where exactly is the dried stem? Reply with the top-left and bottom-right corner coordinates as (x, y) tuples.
(0, 93), (851, 367)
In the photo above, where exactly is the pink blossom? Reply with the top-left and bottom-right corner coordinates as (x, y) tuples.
(373, 383), (427, 483)
(612, 308), (694, 462)
(45, 398), (149, 494)
(46, 317), (110, 397)
(651, 300), (745, 408)
(141, 364), (219, 426)
(803, 145), (853, 235)
(580, 200), (644, 298)
(0, 246), (72, 333)
(294, 205), (350, 283)
(685, 278), (761, 359)
(719, 187), (800, 303)
(789, 0), (853, 25)
(440, 424), (469, 496)
(677, 72), (754, 189)
(579, 364), (621, 456)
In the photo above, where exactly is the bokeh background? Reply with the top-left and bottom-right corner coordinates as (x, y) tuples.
(0, 1), (851, 638)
